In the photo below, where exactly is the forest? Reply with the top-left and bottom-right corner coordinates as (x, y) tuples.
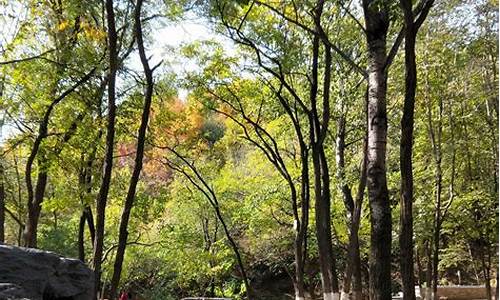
(0, 0), (498, 300)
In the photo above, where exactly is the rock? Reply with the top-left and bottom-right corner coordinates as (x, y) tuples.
(0, 283), (31, 300)
(0, 244), (93, 300)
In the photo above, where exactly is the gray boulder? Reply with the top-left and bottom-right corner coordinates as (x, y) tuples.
(0, 244), (93, 300)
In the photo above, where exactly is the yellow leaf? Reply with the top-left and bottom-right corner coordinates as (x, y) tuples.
(57, 20), (70, 31)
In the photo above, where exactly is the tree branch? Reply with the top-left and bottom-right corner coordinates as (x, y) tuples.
(0, 49), (55, 65)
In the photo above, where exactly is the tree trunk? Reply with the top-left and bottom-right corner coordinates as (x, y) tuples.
(468, 242), (481, 284)
(399, 1), (418, 298)
(0, 85), (3, 243)
(352, 90), (370, 300)
(109, 0), (154, 297)
(481, 246), (492, 300)
(78, 156), (97, 262)
(293, 167), (307, 300)
(336, 113), (353, 300)
(0, 163), (4, 243)
(337, 114), (367, 300)
(295, 144), (310, 300)
(362, 1), (392, 299)
(425, 242), (432, 300)
(92, 0), (118, 297)
(23, 68), (95, 248)
(83, 130), (101, 249)
(85, 206), (96, 247)
(282, 144), (307, 300)
(430, 121), (443, 300)
(416, 248), (424, 289)
(78, 206), (96, 263)
(78, 212), (86, 262)
(310, 5), (338, 297)
(293, 234), (306, 300)
(290, 145), (309, 300)
(13, 156), (24, 246)
(313, 145), (339, 300)
(342, 170), (366, 300)
(351, 140), (367, 300)
(24, 126), (47, 249)
(216, 202), (253, 299)
(431, 170), (442, 300)
(25, 164), (48, 248)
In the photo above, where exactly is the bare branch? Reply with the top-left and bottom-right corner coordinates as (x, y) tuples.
(0, 49), (55, 65)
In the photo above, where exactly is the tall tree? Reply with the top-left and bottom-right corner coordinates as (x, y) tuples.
(109, 0), (157, 297)
(201, 78), (311, 300)
(0, 161), (5, 243)
(23, 68), (95, 247)
(210, 1), (344, 297)
(399, 0), (434, 299)
(361, 1), (392, 298)
(92, 0), (118, 297)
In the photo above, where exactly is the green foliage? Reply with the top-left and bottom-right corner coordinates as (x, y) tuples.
(0, 0), (497, 298)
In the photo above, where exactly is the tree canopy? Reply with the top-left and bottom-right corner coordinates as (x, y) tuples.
(0, 0), (497, 300)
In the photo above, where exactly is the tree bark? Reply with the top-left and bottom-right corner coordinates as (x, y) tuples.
(85, 207), (96, 247)
(312, 145), (339, 300)
(25, 165), (47, 248)
(398, 0), (435, 298)
(12, 156), (25, 246)
(108, 0), (154, 297)
(78, 212), (86, 262)
(0, 162), (4, 243)
(362, 1), (392, 299)
(416, 247), (424, 289)
(431, 156), (442, 300)
(399, 0), (417, 298)
(0, 85), (3, 244)
(282, 141), (309, 300)
(92, 0), (118, 297)
(293, 144), (309, 300)
(340, 144), (367, 300)
(310, 4), (338, 298)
